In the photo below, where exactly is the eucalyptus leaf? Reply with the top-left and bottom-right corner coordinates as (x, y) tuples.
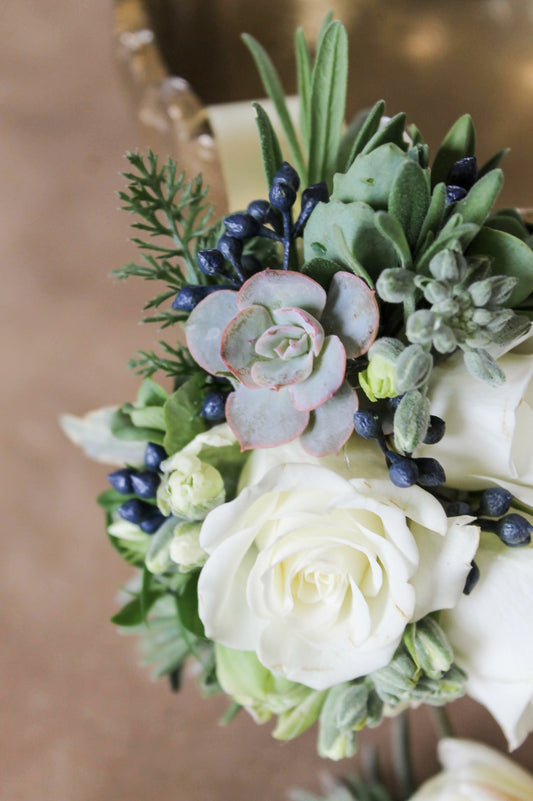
(431, 114), (476, 188)
(332, 143), (407, 209)
(452, 169), (503, 227)
(362, 112), (408, 154)
(252, 102), (284, 189)
(338, 99), (386, 172)
(375, 211), (412, 269)
(294, 28), (312, 150)
(176, 572), (205, 638)
(467, 227), (533, 306)
(389, 159), (430, 251)
(308, 21), (348, 186)
(242, 33), (307, 181)
(163, 373), (207, 455)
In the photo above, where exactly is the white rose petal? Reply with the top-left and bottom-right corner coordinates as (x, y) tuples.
(198, 445), (478, 690)
(411, 738), (533, 801)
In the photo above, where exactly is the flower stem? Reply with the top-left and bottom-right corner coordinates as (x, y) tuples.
(391, 712), (415, 800)
(431, 706), (453, 739)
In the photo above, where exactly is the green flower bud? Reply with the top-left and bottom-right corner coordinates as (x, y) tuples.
(471, 308), (492, 326)
(395, 344), (433, 393)
(404, 617), (454, 680)
(169, 521), (207, 572)
(423, 281), (450, 305)
(469, 279), (493, 307)
(145, 518), (176, 574)
(273, 689), (327, 740)
(406, 310), (436, 345)
(318, 684), (359, 761)
(372, 653), (417, 704)
(486, 275), (518, 305)
(433, 322), (457, 354)
(429, 249), (465, 283)
(157, 453), (225, 520)
(376, 268), (416, 303)
(359, 338), (403, 401)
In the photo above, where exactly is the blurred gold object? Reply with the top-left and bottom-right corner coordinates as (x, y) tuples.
(113, 0), (533, 209)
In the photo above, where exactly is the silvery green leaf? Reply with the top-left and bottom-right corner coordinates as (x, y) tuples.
(375, 211), (413, 269)
(462, 348), (505, 385)
(395, 345), (433, 392)
(487, 275), (518, 304)
(394, 390), (431, 451)
(467, 227), (533, 306)
(368, 336), (404, 362)
(294, 28), (312, 150)
(365, 690), (384, 727)
(252, 102), (283, 189)
(415, 183), (446, 258)
(376, 268), (416, 303)
(406, 310), (436, 344)
(318, 684), (358, 760)
(362, 112), (408, 154)
(338, 99), (385, 171)
(331, 143), (407, 209)
(428, 248), (464, 282)
(453, 169), (503, 226)
(431, 114), (476, 188)
(335, 683), (369, 730)
(389, 159), (430, 250)
(372, 653), (417, 701)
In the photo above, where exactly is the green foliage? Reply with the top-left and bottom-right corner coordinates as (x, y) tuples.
(111, 378), (168, 445)
(163, 373), (207, 455)
(252, 101), (284, 188)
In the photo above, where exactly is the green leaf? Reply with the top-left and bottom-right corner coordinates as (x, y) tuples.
(462, 348), (505, 386)
(361, 112), (408, 154)
(415, 183), (446, 257)
(332, 143), (407, 209)
(176, 572), (205, 637)
(393, 390), (430, 452)
(110, 407), (165, 445)
(389, 159), (430, 250)
(303, 199), (398, 282)
(97, 487), (134, 513)
(110, 588), (164, 626)
(415, 215), (480, 275)
(338, 100), (386, 173)
(467, 227), (533, 306)
(308, 20), (348, 186)
(317, 10), (335, 47)
(453, 169), (503, 227)
(477, 148), (509, 179)
(136, 378), (168, 407)
(242, 33), (307, 181)
(375, 211), (412, 269)
(301, 257), (347, 290)
(163, 373), (207, 455)
(129, 405), (166, 431)
(251, 102), (283, 189)
(294, 28), (312, 150)
(431, 114), (476, 188)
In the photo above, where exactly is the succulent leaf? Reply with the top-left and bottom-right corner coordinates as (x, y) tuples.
(289, 335), (346, 411)
(237, 268), (327, 317)
(186, 290), (238, 375)
(300, 381), (358, 456)
(321, 271), (379, 358)
(226, 385), (309, 449)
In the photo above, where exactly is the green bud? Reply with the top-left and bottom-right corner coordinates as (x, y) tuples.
(145, 517), (176, 574)
(485, 308), (515, 332)
(432, 298), (461, 318)
(372, 653), (417, 703)
(376, 268), (416, 303)
(433, 323), (457, 354)
(406, 310), (436, 345)
(317, 684), (359, 761)
(490, 314), (530, 346)
(334, 682), (370, 730)
(462, 348), (505, 386)
(394, 389), (430, 452)
(423, 281), (450, 305)
(428, 249), (465, 283)
(395, 344), (433, 393)
(471, 308), (492, 326)
(486, 275), (518, 305)
(157, 453), (225, 520)
(273, 689), (327, 740)
(404, 618), (453, 680)
(414, 664), (466, 704)
(359, 338), (403, 401)
(169, 521), (207, 572)
(465, 330), (492, 348)
(469, 279), (493, 307)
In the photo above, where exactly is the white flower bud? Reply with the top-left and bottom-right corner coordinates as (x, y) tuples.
(157, 453), (225, 520)
(169, 521), (207, 571)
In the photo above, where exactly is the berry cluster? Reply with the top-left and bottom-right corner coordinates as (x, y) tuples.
(107, 442), (169, 534)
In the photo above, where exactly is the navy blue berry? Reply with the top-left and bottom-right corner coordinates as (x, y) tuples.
(353, 410), (382, 440)
(423, 416), (446, 445)
(389, 457), (419, 487)
(496, 513), (532, 547)
(201, 391), (227, 422)
(414, 457), (446, 487)
(117, 498), (153, 525)
(144, 442), (167, 471)
(463, 561), (480, 595)
(479, 487), (513, 518)
(140, 509), (168, 535)
(107, 468), (134, 494)
(130, 470), (160, 499)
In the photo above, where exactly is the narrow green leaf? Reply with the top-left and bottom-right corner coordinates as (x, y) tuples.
(467, 227), (533, 306)
(110, 589), (163, 627)
(375, 211), (412, 269)
(339, 99), (386, 171)
(317, 10), (335, 47)
(136, 378), (168, 407)
(252, 102), (283, 189)
(477, 148), (509, 179)
(308, 21), (348, 186)
(140, 564), (153, 624)
(415, 182), (446, 258)
(242, 33), (307, 181)
(453, 169), (503, 227)
(389, 160), (430, 250)
(176, 572), (205, 638)
(431, 114), (476, 188)
(294, 27), (312, 151)
(163, 373), (207, 455)
(362, 112), (408, 155)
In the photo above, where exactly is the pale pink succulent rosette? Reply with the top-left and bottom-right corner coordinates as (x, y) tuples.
(186, 269), (379, 455)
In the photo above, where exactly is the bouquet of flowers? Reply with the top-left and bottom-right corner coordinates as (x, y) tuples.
(63, 15), (533, 769)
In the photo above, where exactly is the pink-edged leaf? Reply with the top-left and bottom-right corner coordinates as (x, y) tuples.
(321, 272), (379, 358)
(271, 307), (325, 355)
(300, 381), (358, 456)
(251, 350), (314, 388)
(289, 335), (346, 412)
(221, 305), (273, 387)
(226, 385), (309, 450)
(237, 269), (327, 318)
(186, 290), (238, 375)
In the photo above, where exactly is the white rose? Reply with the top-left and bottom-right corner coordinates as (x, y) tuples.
(420, 329), (533, 506)
(411, 738), (533, 801)
(198, 442), (478, 690)
(441, 518), (533, 750)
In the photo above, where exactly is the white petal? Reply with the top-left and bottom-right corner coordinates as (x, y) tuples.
(60, 407), (146, 465)
(321, 271), (379, 358)
(186, 289), (238, 375)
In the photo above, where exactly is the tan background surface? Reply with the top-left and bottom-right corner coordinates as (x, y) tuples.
(2, 2), (533, 800)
